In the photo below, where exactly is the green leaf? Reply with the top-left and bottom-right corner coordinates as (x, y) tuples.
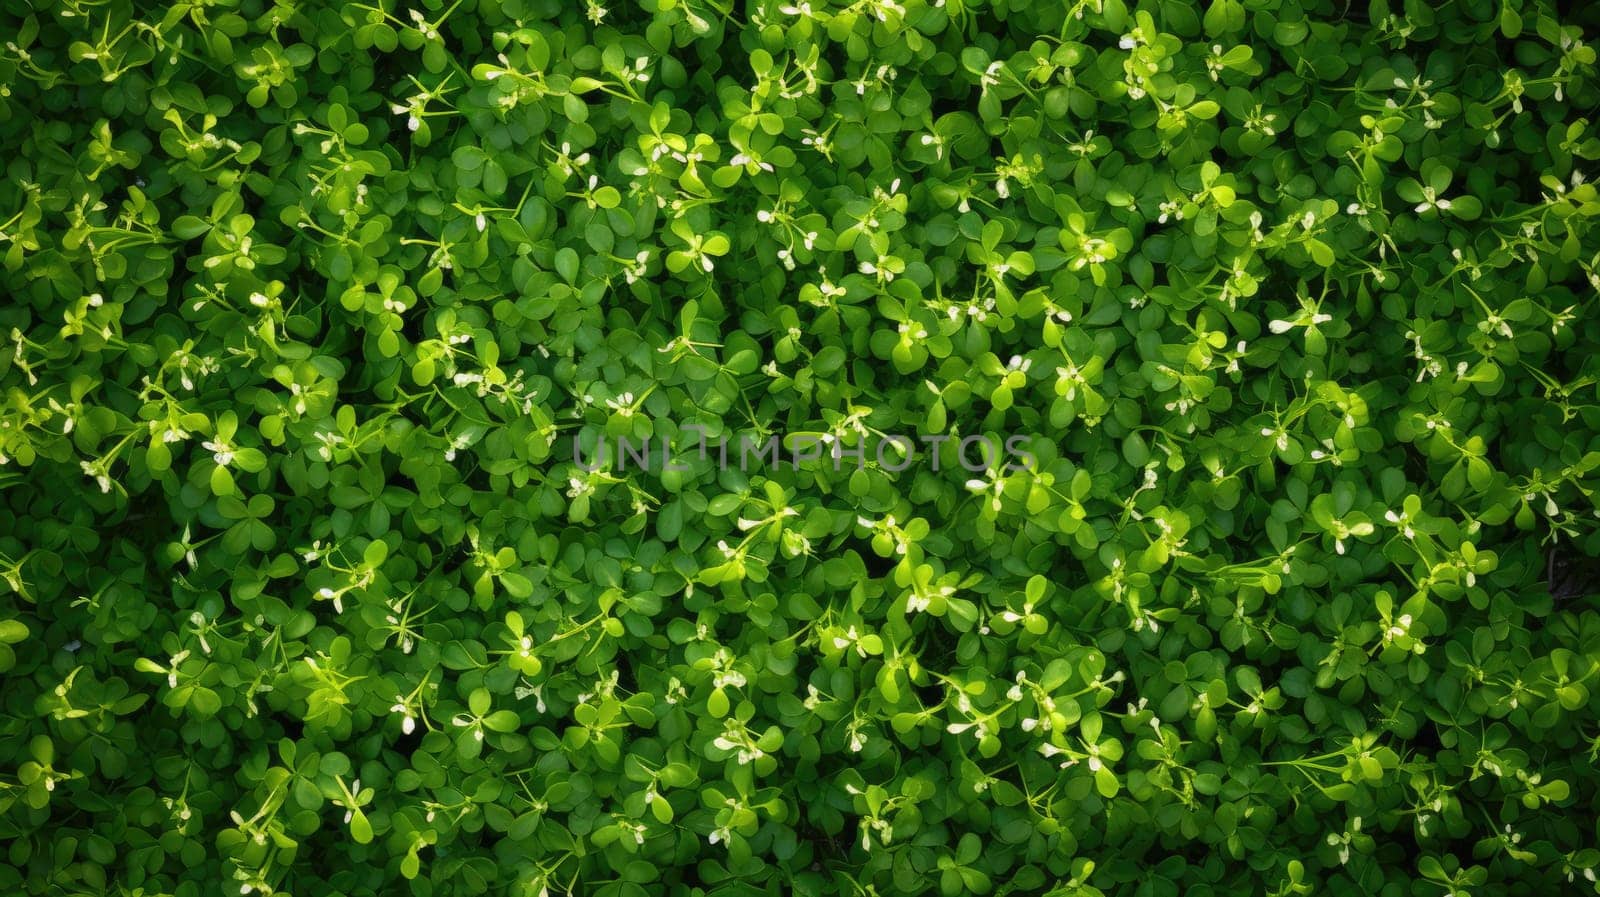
(351, 810), (373, 843)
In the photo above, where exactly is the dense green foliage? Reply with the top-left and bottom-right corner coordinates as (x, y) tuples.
(5, 0), (1600, 895)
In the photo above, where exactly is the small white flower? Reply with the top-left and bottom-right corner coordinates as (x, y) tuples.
(203, 438), (234, 466)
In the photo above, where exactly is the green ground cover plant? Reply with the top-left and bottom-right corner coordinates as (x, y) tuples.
(3, 0), (1600, 894)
